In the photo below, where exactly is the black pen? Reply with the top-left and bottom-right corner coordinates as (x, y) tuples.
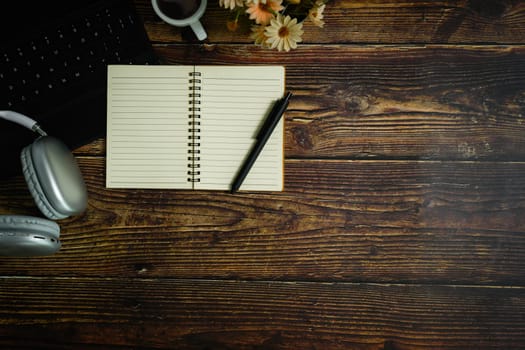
(230, 91), (292, 194)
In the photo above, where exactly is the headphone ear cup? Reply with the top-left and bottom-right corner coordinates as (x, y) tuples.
(21, 142), (68, 220)
(0, 215), (61, 256)
(20, 136), (87, 220)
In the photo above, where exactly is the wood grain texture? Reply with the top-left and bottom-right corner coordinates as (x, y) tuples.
(152, 44), (525, 160)
(76, 45), (525, 161)
(1, 159), (523, 285)
(1, 277), (524, 349)
(136, 0), (525, 44)
(1, 0), (525, 348)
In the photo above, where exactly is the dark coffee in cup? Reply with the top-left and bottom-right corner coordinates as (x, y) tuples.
(157, 0), (201, 20)
(151, 0), (208, 41)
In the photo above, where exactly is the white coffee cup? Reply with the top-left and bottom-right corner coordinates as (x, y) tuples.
(151, 0), (207, 41)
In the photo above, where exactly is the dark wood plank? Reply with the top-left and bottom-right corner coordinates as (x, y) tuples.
(136, 0), (525, 44)
(74, 45), (525, 161)
(1, 159), (523, 285)
(1, 1), (522, 349)
(158, 44), (525, 161)
(1, 277), (524, 349)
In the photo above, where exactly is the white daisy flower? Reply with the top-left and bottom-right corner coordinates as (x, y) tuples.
(265, 14), (304, 52)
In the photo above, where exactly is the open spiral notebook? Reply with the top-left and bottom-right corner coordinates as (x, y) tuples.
(106, 65), (285, 191)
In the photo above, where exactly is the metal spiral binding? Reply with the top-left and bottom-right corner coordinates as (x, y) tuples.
(187, 71), (202, 184)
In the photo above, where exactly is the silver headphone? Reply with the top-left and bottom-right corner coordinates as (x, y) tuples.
(0, 111), (88, 256)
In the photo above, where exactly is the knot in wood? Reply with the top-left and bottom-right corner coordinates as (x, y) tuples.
(291, 125), (314, 151)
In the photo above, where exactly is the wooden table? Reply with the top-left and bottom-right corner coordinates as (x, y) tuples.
(1, 1), (525, 348)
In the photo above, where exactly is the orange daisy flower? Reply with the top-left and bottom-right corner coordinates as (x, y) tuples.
(246, 0), (284, 25)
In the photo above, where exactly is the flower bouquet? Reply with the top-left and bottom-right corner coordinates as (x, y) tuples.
(219, 0), (328, 51)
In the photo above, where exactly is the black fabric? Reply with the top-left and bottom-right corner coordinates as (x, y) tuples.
(1, 0), (158, 179)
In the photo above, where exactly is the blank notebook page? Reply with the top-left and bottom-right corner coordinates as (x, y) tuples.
(106, 65), (285, 191)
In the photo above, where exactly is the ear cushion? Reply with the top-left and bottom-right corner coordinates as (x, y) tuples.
(21, 145), (67, 220)
(0, 215), (61, 256)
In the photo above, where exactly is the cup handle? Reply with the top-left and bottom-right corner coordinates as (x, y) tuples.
(190, 20), (207, 41)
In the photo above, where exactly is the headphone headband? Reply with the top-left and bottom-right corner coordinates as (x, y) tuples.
(0, 110), (47, 136)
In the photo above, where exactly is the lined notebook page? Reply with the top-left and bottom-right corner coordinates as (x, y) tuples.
(106, 65), (285, 191)
(196, 66), (284, 191)
(106, 65), (192, 189)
